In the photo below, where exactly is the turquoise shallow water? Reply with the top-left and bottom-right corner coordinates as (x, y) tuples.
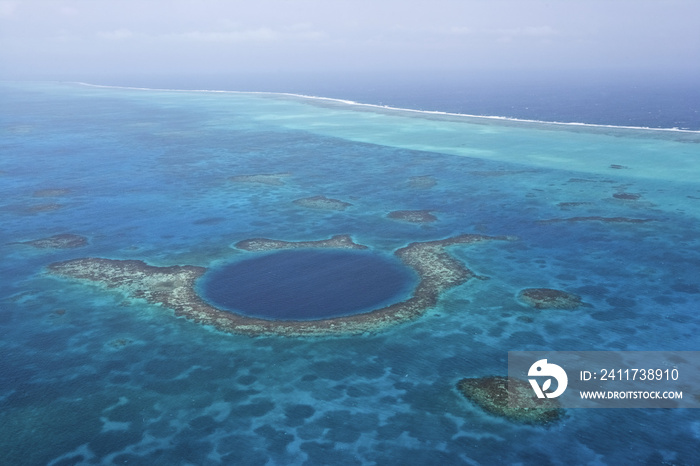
(1, 82), (699, 464)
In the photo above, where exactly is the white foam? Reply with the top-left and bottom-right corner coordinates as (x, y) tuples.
(72, 82), (700, 134)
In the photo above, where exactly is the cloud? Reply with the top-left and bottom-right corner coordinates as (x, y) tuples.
(98, 28), (135, 40)
(95, 25), (327, 44)
(0, 1), (17, 18)
(497, 26), (558, 37)
(488, 25), (559, 43)
(177, 28), (278, 43)
(448, 26), (474, 36)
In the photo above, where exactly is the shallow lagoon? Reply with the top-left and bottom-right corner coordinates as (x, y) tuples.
(1, 82), (699, 464)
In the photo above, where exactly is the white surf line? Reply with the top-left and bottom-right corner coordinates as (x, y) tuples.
(72, 82), (700, 134)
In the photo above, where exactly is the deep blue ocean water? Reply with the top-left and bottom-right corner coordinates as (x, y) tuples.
(200, 250), (415, 320)
(1, 79), (699, 465)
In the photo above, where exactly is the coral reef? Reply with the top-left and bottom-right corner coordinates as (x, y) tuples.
(14, 234), (87, 249)
(468, 170), (532, 177)
(108, 338), (133, 348)
(518, 288), (582, 309)
(407, 175), (437, 189)
(557, 202), (593, 209)
(613, 192), (641, 200)
(28, 204), (64, 213)
(387, 210), (437, 223)
(48, 234), (511, 337)
(229, 173), (290, 186)
(292, 196), (352, 211)
(235, 234), (367, 252)
(457, 376), (564, 425)
(33, 188), (72, 197)
(538, 216), (654, 224)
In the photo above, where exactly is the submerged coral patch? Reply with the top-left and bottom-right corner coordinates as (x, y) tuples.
(236, 234), (367, 252)
(407, 175), (437, 189)
(229, 173), (290, 186)
(387, 210), (438, 223)
(557, 202), (593, 209)
(28, 204), (64, 213)
(292, 196), (352, 211)
(457, 376), (564, 425)
(613, 192), (641, 200)
(48, 234), (510, 337)
(14, 233), (87, 249)
(33, 188), (72, 197)
(538, 216), (654, 224)
(518, 288), (582, 309)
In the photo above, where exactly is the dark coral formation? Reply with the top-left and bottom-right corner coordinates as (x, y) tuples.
(407, 175), (437, 189)
(14, 233), (87, 249)
(457, 377), (564, 425)
(567, 178), (615, 184)
(538, 216), (654, 224)
(108, 338), (133, 348)
(609, 164), (629, 169)
(468, 170), (532, 177)
(49, 309), (66, 319)
(28, 204), (64, 213)
(236, 234), (367, 252)
(613, 192), (641, 200)
(557, 202), (593, 209)
(48, 234), (511, 337)
(33, 188), (72, 197)
(387, 210), (437, 223)
(292, 196), (352, 211)
(229, 173), (290, 186)
(518, 288), (582, 309)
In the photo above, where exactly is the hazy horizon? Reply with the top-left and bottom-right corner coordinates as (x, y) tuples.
(2, 0), (699, 84)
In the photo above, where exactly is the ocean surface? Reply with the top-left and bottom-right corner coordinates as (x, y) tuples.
(1, 80), (699, 465)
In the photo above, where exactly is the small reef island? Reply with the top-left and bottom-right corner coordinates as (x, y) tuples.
(292, 195), (353, 211)
(12, 233), (88, 249)
(47, 234), (512, 337)
(518, 288), (583, 310)
(457, 376), (565, 425)
(387, 210), (438, 223)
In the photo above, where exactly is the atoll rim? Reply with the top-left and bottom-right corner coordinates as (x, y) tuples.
(47, 234), (511, 337)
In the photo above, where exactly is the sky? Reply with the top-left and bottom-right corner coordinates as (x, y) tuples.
(1, 0), (699, 84)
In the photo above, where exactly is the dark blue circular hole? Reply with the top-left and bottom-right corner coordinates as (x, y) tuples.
(199, 249), (416, 321)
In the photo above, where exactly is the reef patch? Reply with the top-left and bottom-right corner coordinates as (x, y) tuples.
(33, 188), (72, 197)
(47, 234), (511, 337)
(292, 196), (352, 211)
(538, 216), (654, 224)
(557, 202), (593, 209)
(236, 234), (367, 252)
(518, 288), (583, 309)
(13, 233), (87, 249)
(457, 376), (564, 425)
(28, 204), (64, 213)
(229, 173), (290, 186)
(468, 170), (533, 177)
(387, 210), (438, 223)
(613, 192), (641, 200)
(407, 175), (437, 189)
